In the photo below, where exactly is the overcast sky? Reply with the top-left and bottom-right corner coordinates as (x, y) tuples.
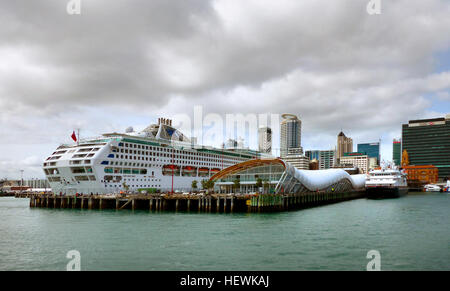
(1, 0), (449, 179)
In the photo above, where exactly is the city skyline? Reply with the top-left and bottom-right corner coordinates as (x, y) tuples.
(1, 0), (450, 179)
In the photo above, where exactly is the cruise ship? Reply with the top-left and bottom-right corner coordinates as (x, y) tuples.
(43, 118), (262, 195)
(365, 165), (408, 199)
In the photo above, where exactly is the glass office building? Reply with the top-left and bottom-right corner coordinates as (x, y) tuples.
(357, 142), (380, 164)
(401, 116), (450, 180)
(393, 139), (402, 166)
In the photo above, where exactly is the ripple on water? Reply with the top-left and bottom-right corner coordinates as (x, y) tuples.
(0, 194), (449, 270)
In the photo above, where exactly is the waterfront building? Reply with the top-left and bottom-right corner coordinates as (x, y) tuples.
(357, 142), (380, 164)
(337, 132), (353, 163)
(305, 150), (336, 169)
(401, 115), (450, 180)
(283, 154), (310, 170)
(210, 158), (366, 194)
(403, 165), (438, 185)
(393, 139), (402, 166)
(280, 114), (302, 157)
(24, 179), (51, 189)
(340, 152), (369, 174)
(43, 118), (260, 194)
(258, 127), (272, 154)
(0, 179), (51, 193)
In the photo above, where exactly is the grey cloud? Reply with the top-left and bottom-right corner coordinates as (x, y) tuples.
(1, 0), (450, 178)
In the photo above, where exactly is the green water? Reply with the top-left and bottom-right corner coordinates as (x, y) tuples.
(0, 193), (448, 271)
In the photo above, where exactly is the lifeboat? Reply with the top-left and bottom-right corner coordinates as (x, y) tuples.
(182, 166), (197, 177)
(162, 164), (180, 176)
(198, 167), (210, 176)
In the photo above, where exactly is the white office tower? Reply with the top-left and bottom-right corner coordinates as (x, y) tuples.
(280, 114), (302, 157)
(258, 127), (272, 154)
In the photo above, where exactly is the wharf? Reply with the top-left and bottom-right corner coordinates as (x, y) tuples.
(27, 190), (365, 213)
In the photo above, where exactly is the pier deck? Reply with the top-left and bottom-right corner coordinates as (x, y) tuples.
(25, 190), (365, 213)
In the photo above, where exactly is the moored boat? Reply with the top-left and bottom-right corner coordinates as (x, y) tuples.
(423, 184), (441, 192)
(365, 165), (408, 199)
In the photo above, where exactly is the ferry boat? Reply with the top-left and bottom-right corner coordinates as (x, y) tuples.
(365, 165), (408, 199)
(43, 118), (263, 195)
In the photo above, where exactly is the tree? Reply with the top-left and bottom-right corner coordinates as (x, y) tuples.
(122, 182), (129, 192)
(206, 180), (216, 192)
(263, 180), (270, 194)
(201, 179), (208, 190)
(233, 179), (240, 193)
(191, 180), (198, 192)
(255, 178), (263, 190)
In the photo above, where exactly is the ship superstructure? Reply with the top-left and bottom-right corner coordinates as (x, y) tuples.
(43, 118), (263, 194)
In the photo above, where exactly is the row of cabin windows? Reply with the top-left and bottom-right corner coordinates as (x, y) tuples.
(50, 147), (99, 157)
(115, 149), (245, 164)
(104, 168), (149, 175)
(48, 175), (96, 182)
(106, 185), (160, 188)
(111, 154), (233, 166)
(102, 177), (160, 183)
(118, 142), (248, 161)
(102, 159), (232, 168)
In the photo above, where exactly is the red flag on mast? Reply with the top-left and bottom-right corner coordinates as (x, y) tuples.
(71, 131), (77, 142)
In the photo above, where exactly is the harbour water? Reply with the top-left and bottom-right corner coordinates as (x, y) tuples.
(0, 192), (448, 271)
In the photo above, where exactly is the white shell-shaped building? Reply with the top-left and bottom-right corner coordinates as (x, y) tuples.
(211, 158), (366, 194)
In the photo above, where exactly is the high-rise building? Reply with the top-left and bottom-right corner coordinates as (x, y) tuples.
(337, 131), (353, 163)
(305, 150), (336, 169)
(280, 114), (302, 157)
(305, 150), (320, 161)
(393, 139), (401, 166)
(258, 127), (272, 154)
(402, 115), (450, 180)
(283, 154), (310, 170)
(357, 142), (380, 165)
(340, 152), (369, 174)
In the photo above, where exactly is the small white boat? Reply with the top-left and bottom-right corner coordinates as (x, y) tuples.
(423, 184), (441, 192)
